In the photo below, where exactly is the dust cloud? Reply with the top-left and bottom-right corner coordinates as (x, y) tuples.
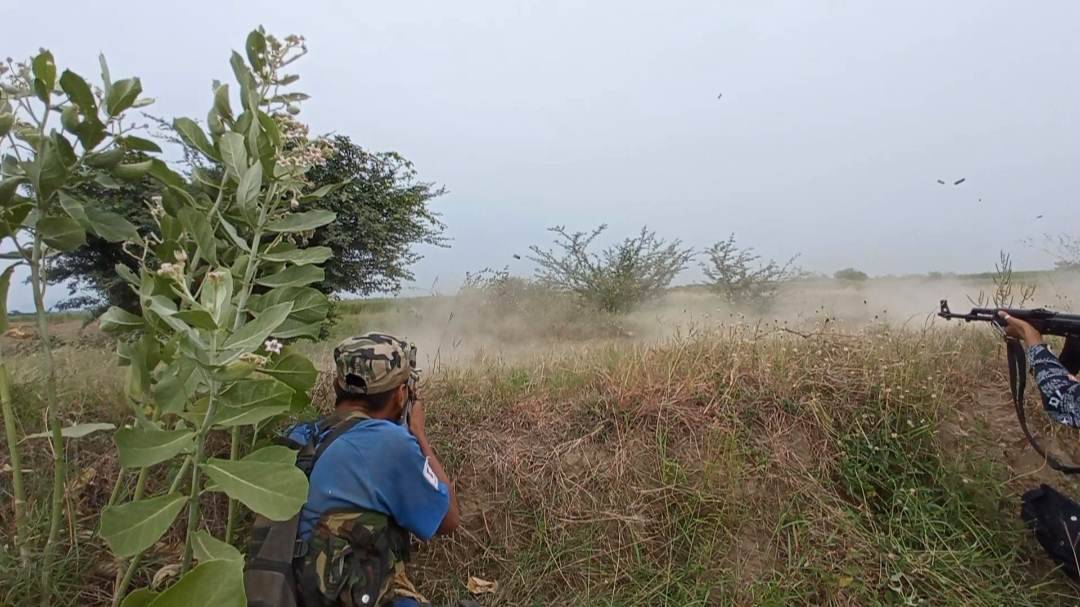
(340, 272), (1080, 373)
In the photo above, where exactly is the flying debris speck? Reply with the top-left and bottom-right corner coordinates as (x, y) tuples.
(953, 178), (966, 185)
(936, 180), (946, 185)
(717, 93), (722, 99)
(512, 254), (521, 260)
(1036, 215), (1044, 220)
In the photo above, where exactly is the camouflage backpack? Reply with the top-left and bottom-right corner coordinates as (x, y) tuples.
(245, 411), (415, 607)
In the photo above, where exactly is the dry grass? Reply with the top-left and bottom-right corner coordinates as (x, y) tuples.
(3, 303), (1080, 605)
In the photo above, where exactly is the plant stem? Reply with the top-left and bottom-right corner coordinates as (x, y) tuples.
(221, 224), (266, 545)
(112, 456), (192, 606)
(0, 362), (29, 565)
(31, 231), (64, 607)
(224, 426), (241, 543)
(180, 388), (219, 573)
(105, 468), (127, 509)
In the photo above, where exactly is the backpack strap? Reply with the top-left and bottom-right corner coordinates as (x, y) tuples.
(311, 411), (371, 468)
(1007, 338), (1080, 475)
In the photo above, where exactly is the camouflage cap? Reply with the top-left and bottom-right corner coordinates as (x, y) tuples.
(333, 333), (416, 395)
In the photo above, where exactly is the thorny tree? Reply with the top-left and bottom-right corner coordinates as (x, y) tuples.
(702, 234), (798, 308)
(529, 225), (693, 313)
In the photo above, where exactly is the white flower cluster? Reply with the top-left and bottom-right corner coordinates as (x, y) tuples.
(264, 339), (283, 354)
(148, 195), (165, 219)
(274, 113), (331, 174)
(156, 261), (185, 281)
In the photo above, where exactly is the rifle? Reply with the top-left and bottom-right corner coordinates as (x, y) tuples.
(938, 300), (1080, 474)
(399, 343), (420, 428)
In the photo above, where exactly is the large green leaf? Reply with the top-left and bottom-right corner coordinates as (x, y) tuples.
(59, 70), (97, 116)
(299, 180), (350, 202)
(120, 135), (162, 153)
(221, 379), (294, 409)
(0, 113), (14, 140)
(153, 359), (198, 415)
(261, 351), (318, 394)
(31, 50), (56, 101)
(38, 216), (86, 251)
(99, 306), (144, 334)
(200, 268), (233, 326)
(191, 530), (243, 564)
(149, 161), (187, 190)
(243, 445), (298, 465)
(174, 307), (217, 330)
(262, 245), (332, 266)
(173, 117), (219, 161)
(245, 30), (268, 74)
(84, 147), (124, 169)
(249, 287), (328, 323)
(266, 210), (336, 233)
(213, 83), (233, 123)
(146, 559), (244, 607)
(236, 160), (262, 212)
(99, 492), (186, 557)
(212, 403), (289, 427)
(220, 301), (293, 357)
(255, 265), (323, 289)
(201, 452), (308, 520)
(105, 78), (143, 117)
(85, 205), (141, 242)
(119, 589), (158, 607)
(218, 132), (247, 182)
(0, 265), (14, 334)
(34, 138), (69, 201)
(116, 427), (194, 468)
(23, 422), (115, 441)
(113, 160), (154, 182)
(178, 207), (217, 265)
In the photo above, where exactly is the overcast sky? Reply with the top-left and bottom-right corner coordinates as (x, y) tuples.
(5, 1), (1080, 310)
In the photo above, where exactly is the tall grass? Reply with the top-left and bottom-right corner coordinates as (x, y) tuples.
(2, 316), (1079, 605)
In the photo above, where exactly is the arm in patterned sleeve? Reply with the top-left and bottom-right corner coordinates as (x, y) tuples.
(1027, 343), (1080, 427)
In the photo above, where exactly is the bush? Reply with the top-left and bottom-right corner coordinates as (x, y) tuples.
(528, 225), (693, 314)
(834, 267), (869, 281)
(702, 234), (798, 307)
(459, 267), (624, 340)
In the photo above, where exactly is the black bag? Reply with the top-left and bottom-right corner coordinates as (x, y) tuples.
(1021, 484), (1080, 578)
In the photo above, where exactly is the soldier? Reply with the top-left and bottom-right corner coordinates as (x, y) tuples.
(284, 333), (460, 607)
(999, 311), (1080, 426)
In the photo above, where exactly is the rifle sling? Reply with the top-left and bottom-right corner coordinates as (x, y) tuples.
(1006, 338), (1080, 475)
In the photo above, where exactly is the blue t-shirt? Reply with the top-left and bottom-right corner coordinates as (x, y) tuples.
(285, 417), (450, 541)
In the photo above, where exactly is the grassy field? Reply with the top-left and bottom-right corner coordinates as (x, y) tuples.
(3, 277), (1080, 605)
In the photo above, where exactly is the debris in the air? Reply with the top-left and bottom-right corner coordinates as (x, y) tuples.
(1036, 215), (1044, 220)
(717, 93), (722, 99)
(953, 178), (966, 185)
(936, 180), (945, 185)
(512, 254), (521, 260)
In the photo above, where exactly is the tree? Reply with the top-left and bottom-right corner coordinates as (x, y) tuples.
(702, 234), (798, 307)
(50, 135), (445, 309)
(528, 224), (693, 313)
(304, 136), (446, 295)
(834, 267), (869, 281)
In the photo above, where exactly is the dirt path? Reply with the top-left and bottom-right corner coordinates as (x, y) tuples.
(951, 385), (1080, 497)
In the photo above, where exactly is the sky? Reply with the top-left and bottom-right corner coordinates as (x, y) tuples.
(5, 0), (1080, 310)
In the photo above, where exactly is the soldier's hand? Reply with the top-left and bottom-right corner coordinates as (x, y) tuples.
(998, 311), (1043, 347)
(408, 401), (427, 440)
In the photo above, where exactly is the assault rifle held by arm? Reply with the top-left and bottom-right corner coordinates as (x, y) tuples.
(399, 343), (420, 428)
(938, 299), (1080, 474)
